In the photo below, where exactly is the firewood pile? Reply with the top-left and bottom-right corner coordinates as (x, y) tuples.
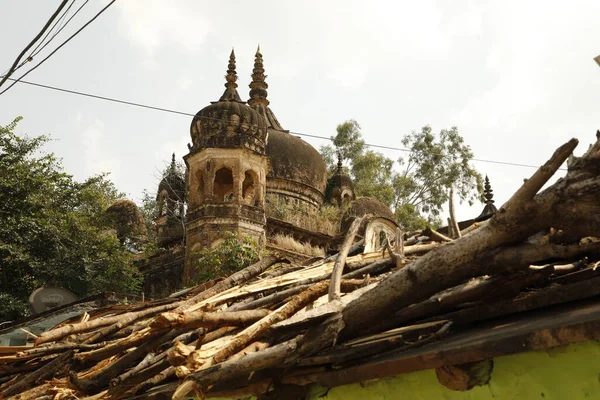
(2, 133), (600, 400)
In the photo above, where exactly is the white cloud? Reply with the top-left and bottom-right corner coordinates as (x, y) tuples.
(80, 119), (122, 179)
(115, 0), (211, 54)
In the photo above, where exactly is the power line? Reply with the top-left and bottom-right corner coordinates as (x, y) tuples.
(0, 0), (116, 96)
(0, 0), (70, 88)
(28, 0), (77, 60)
(30, 0), (92, 62)
(1, 76), (564, 171)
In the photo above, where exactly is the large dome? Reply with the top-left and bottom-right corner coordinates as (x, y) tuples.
(266, 130), (327, 196)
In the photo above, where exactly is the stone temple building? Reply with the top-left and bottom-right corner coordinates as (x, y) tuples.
(138, 47), (496, 297)
(136, 47), (402, 296)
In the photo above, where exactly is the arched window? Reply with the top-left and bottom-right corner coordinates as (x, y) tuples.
(242, 170), (256, 205)
(214, 167), (233, 202)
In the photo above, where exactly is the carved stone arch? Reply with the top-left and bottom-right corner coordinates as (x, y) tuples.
(242, 169), (259, 206)
(214, 167), (234, 202)
(364, 218), (398, 253)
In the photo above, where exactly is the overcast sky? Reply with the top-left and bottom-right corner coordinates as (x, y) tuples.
(2, 0), (600, 221)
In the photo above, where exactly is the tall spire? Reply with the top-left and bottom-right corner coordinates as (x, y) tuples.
(477, 175), (498, 220)
(170, 153), (176, 173)
(336, 150), (343, 174)
(219, 49), (243, 103)
(246, 45), (284, 130)
(483, 175), (494, 205)
(248, 44), (269, 107)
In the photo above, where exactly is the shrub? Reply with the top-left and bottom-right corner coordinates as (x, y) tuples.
(193, 232), (259, 283)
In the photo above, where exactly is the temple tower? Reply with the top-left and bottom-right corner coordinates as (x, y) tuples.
(155, 153), (186, 248)
(183, 50), (269, 282)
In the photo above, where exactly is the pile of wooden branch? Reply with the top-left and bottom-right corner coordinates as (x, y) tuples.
(2, 133), (600, 400)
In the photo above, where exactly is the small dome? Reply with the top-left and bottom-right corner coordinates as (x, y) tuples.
(325, 155), (355, 206)
(266, 130), (327, 195)
(105, 199), (147, 242)
(340, 197), (397, 232)
(157, 154), (186, 202)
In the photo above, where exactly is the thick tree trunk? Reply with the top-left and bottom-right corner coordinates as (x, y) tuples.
(342, 137), (600, 338)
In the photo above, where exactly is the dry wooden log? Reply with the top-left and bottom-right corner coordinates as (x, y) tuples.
(2, 383), (52, 400)
(449, 186), (461, 239)
(329, 216), (365, 302)
(362, 266), (558, 335)
(175, 255), (281, 312)
(0, 351), (73, 398)
(35, 302), (179, 346)
(71, 329), (184, 394)
(395, 228), (405, 256)
(424, 227), (452, 243)
(341, 136), (600, 338)
(173, 337), (301, 400)
(182, 281), (330, 374)
(403, 242), (441, 255)
(259, 263), (304, 279)
(0, 342), (106, 364)
(228, 284), (310, 312)
(130, 365), (177, 396)
(342, 258), (393, 280)
(74, 329), (161, 364)
(226, 340), (271, 363)
(461, 221), (486, 236)
(430, 274), (600, 326)
(111, 351), (159, 386)
(151, 309), (269, 331)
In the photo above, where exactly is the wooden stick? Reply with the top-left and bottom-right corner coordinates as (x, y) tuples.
(423, 227), (452, 243)
(175, 255), (280, 312)
(35, 302), (179, 346)
(449, 186), (461, 239)
(173, 337), (301, 400)
(329, 216), (364, 302)
(151, 309), (269, 331)
(1, 351), (73, 398)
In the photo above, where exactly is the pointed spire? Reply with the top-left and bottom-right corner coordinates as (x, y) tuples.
(218, 49), (243, 102)
(477, 175), (498, 220)
(170, 153), (176, 173)
(483, 175), (494, 205)
(248, 44), (269, 107)
(336, 150), (343, 173)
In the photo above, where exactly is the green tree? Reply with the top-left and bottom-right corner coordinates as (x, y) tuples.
(193, 232), (259, 283)
(0, 117), (141, 321)
(393, 126), (483, 228)
(320, 121), (483, 230)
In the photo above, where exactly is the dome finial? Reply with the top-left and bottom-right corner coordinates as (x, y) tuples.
(483, 175), (494, 205)
(476, 175), (498, 220)
(170, 153), (176, 173)
(336, 150), (343, 173)
(219, 48), (243, 102)
(248, 44), (269, 107)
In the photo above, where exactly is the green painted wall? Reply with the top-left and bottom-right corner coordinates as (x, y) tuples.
(306, 341), (600, 400)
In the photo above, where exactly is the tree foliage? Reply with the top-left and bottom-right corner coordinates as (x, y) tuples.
(193, 232), (259, 283)
(0, 117), (141, 321)
(320, 120), (483, 230)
